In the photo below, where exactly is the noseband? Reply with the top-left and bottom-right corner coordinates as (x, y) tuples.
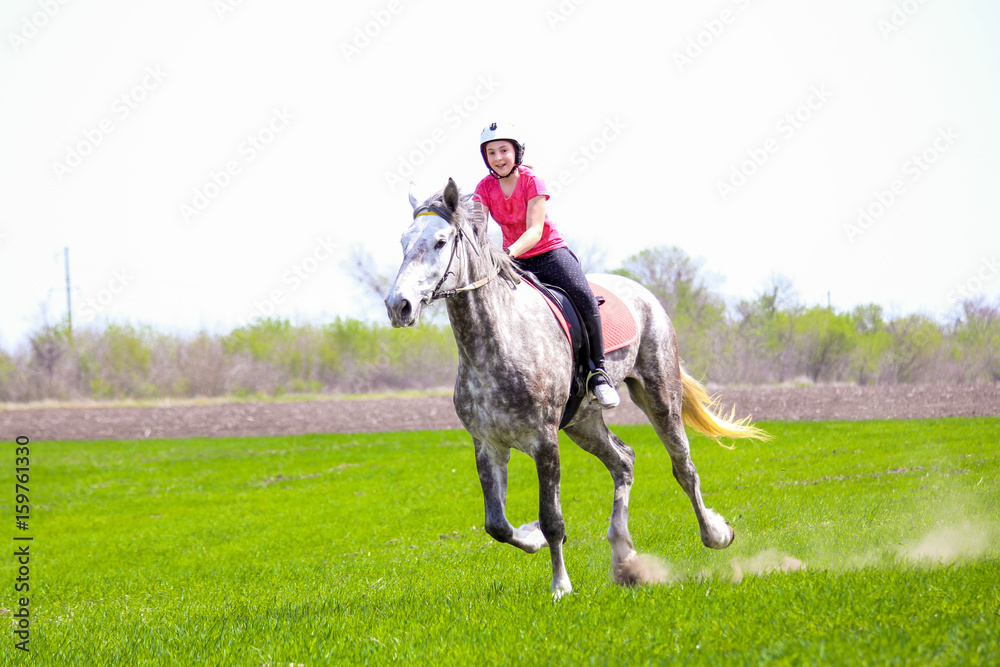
(413, 207), (500, 304)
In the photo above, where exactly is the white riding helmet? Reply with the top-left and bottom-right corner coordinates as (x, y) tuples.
(479, 122), (524, 178)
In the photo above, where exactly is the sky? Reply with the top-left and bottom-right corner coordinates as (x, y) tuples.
(2, 0), (999, 351)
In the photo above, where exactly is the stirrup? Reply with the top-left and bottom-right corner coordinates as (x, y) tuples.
(586, 369), (620, 409)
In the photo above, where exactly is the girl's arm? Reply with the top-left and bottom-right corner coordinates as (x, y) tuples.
(507, 195), (546, 258)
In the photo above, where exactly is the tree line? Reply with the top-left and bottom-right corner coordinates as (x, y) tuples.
(1, 318), (456, 402)
(614, 247), (999, 386)
(2, 246), (997, 402)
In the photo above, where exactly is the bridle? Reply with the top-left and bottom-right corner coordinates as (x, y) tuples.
(413, 206), (500, 304)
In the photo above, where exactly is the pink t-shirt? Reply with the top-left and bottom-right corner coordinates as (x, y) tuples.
(473, 166), (566, 259)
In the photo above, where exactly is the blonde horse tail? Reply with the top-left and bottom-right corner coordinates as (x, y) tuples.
(680, 368), (771, 445)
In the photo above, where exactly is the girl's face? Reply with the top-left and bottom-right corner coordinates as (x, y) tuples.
(484, 140), (516, 177)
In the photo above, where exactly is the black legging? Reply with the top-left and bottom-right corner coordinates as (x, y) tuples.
(515, 247), (606, 374)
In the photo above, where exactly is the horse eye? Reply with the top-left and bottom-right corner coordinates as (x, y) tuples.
(435, 239), (447, 250)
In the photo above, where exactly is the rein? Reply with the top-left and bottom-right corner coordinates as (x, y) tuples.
(413, 208), (500, 304)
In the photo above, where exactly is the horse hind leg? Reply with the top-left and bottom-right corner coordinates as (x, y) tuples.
(564, 413), (642, 584)
(625, 375), (735, 550)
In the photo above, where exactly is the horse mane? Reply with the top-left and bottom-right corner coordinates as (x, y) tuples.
(423, 187), (522, 288)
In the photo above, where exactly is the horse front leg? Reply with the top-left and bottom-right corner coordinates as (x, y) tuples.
(474, 439), (547, 553)
(534, 437), (572, 598)
(563, 413), (639, 584)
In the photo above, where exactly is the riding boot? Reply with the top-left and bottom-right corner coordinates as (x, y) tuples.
(579, 302), (620, 410)
(514, 246), (620, 409)
(588, 367), (620, 409)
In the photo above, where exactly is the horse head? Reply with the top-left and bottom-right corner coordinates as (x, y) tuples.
(385, 178), (467, 328)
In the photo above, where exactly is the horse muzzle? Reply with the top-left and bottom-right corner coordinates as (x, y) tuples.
(385, 291), (423, 328)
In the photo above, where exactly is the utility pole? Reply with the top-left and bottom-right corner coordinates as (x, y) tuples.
(64, 247), (73, 338)
(64, 247), (80, 383)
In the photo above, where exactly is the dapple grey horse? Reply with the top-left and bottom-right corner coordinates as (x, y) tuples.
(385, 179), (767, 598)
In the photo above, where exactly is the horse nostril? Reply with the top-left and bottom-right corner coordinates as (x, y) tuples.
(399, 299), (412, 321)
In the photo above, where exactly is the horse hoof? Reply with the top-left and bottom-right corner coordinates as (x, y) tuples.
(613, 552), (670, 586)
(613, 562), (641, 587)
(552, 580), (573, 600)
(725, 523), (736, 548)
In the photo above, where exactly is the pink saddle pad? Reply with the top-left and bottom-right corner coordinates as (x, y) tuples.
(591, 281), (638, 353)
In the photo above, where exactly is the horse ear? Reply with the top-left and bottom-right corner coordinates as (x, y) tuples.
(443, 178), (460, 212)
(408, 181), (419, 210)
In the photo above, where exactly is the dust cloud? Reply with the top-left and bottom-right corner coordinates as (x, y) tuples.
(613, 520), (995, 589)
(900, 522), (991, 565)
(729, 550), (806, 583)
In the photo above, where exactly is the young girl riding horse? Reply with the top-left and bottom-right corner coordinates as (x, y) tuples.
(473, 122), (619, 409)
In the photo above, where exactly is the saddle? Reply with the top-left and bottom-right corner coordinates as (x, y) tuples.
(520, 273), (638, 429)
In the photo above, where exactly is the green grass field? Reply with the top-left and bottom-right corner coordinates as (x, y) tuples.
(4, 417), (999, 665)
